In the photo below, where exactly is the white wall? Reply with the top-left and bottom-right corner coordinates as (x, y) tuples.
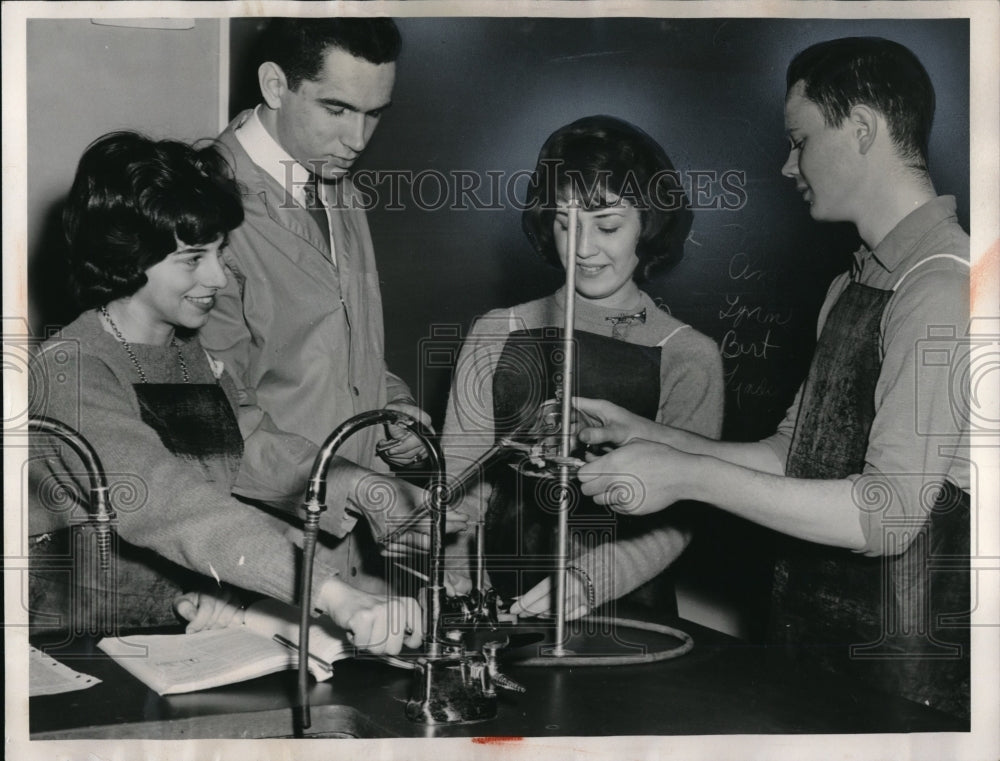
(26, 18), (223, 332)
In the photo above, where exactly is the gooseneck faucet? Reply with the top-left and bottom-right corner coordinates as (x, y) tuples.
(30, 416), (117, 633)
(30, 416), (115, 570)
(298, 409), (522, 730)
(297, 409), (444, 729)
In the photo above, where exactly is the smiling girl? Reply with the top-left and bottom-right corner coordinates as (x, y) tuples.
(442, 116), (724, 619)
(29, 132), (423, 653)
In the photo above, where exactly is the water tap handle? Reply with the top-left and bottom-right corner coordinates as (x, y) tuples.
(482, 640), (525, 694)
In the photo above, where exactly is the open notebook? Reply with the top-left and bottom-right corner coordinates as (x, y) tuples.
(97, 598), (351, 695)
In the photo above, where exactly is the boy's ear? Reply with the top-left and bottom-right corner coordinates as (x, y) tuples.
(849, 104), (878, 155)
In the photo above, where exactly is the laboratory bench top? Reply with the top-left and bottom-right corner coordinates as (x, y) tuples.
(28, 612), (967, 740)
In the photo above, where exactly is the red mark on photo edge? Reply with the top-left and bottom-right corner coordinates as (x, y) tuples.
(970, 238), (999, 316)
(472, 736), (524, 744)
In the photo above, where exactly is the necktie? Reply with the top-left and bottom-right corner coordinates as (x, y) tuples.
(301, 176), (331, 246)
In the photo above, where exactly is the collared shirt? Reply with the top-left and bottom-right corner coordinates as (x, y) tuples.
(234, 106), (336, 264)
(764, 196), (970, 555)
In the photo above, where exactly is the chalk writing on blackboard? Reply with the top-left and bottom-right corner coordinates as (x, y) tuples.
(715, 250), (796, 413)
(717, 294), (792, 329)
(724, 364), (781, 410)
(720, 329), (781, 360)
(727, 252), (769, 283)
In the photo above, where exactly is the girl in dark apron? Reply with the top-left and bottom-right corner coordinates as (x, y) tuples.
(441, 116), (724, 619)
(29, 132), (425, 653)
(30, 131), (250, 633)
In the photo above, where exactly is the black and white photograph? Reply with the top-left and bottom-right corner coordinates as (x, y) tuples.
(3, 2), (998, 759)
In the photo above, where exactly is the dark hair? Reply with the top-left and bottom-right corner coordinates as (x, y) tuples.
(786, 37), (935, 168)
(521, 115), (692, 281)
(261, 18), (402, 91)
(63, 131), (244, 310)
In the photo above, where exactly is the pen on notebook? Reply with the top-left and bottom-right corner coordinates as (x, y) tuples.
(272, 633), (330, 670)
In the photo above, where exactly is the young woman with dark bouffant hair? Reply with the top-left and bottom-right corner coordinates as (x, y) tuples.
(442, 116), (724, 620)
(29, 131), (423, 653)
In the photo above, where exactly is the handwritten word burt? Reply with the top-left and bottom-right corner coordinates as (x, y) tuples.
(721, 329), (780, 360)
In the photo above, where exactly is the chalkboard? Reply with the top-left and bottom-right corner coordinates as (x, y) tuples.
(231, 17), (969, 442)
(229, 16), (970, 638)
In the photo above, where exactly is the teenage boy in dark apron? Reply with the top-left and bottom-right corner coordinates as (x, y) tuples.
(574, 37), (971, 720)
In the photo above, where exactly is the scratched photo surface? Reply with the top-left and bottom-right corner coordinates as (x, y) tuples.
(4, 2), (997, 761)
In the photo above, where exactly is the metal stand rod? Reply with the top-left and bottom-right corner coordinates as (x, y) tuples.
(554, 200), (580, 656)
(475, 520), (486, 593)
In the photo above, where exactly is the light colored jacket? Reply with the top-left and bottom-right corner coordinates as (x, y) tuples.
(201, 110), (412, 589)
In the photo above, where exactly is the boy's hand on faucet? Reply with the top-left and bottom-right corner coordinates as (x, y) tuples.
(377, 400), (435, 467)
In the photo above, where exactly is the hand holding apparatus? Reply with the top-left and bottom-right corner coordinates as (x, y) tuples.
(573, 396), (666, 448)
(499, 398), (603, 479)
(578, 439), (696, 516)
(508, 572), (590, 621)
(378, 400), (435, 466)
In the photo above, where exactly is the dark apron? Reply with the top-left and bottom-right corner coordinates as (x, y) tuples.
(30, 383), (244, 635)
(135, 384), (244, 477)
(769, 281), (970, 720)
(488, 327), (673, 611)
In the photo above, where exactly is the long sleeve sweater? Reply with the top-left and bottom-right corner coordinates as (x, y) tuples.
(442, 287), (724, 607)
(29, 311), (340, 618)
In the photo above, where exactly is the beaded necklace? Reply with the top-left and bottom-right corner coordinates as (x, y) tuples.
(99, 306), (189, 384)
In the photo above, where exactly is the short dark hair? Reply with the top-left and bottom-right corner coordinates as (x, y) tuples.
(522, 115), (693, 281)
(64, 131), (244, 310)
(786, 37), (935, 167)
(261, 18), (402, 91)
